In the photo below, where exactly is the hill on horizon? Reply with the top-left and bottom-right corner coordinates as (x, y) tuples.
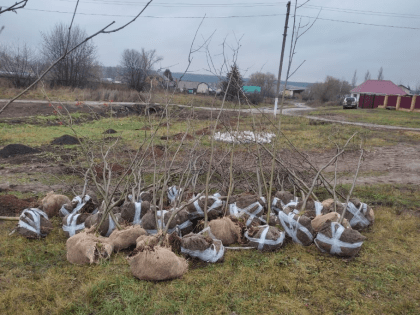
(171, 72), (311, 89)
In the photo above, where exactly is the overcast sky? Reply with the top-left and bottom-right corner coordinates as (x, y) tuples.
(1, 0), (419, 86)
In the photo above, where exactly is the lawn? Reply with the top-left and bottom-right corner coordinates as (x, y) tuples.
(1, 184), (419, 315)
(308, 107), (420, 128)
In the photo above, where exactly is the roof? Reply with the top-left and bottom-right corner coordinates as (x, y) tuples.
(243, 86), (261, 93)
(350, 80), (407, 96)
(177, 81), (199, 90)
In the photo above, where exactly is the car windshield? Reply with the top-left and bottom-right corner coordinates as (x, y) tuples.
(346, 98), (356, 101)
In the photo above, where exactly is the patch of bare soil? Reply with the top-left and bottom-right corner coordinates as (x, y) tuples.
(311, 143), (420, 186)
(161, 133), (194, 141)
(0, 194), (39, 216)
(51, 135), (80, 145)
(0, 101), (106, 120)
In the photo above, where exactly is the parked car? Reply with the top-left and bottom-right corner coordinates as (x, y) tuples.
(342, 97), (357, 109)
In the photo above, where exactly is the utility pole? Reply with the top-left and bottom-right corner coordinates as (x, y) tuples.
(274, 1), (291, 117)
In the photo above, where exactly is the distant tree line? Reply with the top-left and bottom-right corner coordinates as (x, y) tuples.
(0, 22), (163, 91)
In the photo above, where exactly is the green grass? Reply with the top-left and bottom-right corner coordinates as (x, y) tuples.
(308, 107), (420, 128)
(1, 184), (419, 315)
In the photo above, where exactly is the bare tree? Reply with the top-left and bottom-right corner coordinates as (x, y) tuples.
(0, 0), (28, 15)
(0, 43), (38, 88)
(308, 76), (352, 103)
(41, 23), (98, 88)
(248, 72), (276, 98)
(364, 70), (371, 82)
(351, 70), (357, 87)
(120, 48), (162, 92)
(377, 66), (384, 80)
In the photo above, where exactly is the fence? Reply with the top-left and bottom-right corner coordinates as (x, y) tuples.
(359, 94), (420, 112)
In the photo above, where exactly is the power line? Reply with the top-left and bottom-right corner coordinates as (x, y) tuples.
(53, 0), (420, 19)
(19, 7), (420, 30)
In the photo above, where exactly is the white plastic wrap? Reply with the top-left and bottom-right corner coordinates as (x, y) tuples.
(244, 225), (285, 250)
(180, 227), (225, 263)
(62, 212), (85, 237)
(343, 202), (371, 229)
(18, 208), (49, 237)
(229, 199), (266, 226)
(189, 194), (224, 220)
(59, 195), (95, 217)
(314, 222), (364, 255)
(278, 211), (314, 245)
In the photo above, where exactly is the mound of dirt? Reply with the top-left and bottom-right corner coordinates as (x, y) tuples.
(51, 135), (80, 145)
(103, 129), (117, 134)
(0, 144), (40, 158)
(0, 195), (38, 216)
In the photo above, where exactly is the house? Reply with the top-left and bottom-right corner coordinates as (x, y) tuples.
(284, 88), (305, 98)
(350, 80), (420, 111)
(177, 81), (200, 93)
(242, 86), (261, 94)
(350, 80), (406, 101)
(398, 85), (412, 95)
(197, 82), (209, 94)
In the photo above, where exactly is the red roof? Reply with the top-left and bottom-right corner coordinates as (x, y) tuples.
(350, 80), (407, 96)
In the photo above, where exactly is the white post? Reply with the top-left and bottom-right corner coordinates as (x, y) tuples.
(274, 98), (278, 117)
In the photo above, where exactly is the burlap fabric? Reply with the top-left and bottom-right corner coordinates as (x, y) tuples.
(208, 217), (241, 246)
(120, 201), (150, 225)
(311, 212), (351, 232)
(109, 225), (147, 252)
(314, 221), (366, 257)
(180, 231), (225, 263)
(66, 231), (114, 264)
(41, 191), (71, 217)
(337, 198), (374, 230)
(229, 195), (266, 227)
(129, 246), (188, 281)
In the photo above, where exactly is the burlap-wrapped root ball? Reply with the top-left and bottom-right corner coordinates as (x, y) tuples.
(290, 200), (329, 219)
(129, 246), (188, 281)
(120, 201), (150, 225)
(66, 231), (114, 264)
(262, 213), (281, 226)
(271, 191), (298, 214)
(314, 221), (366, 257)
(321, 199), (345, 213)
(229, 194), (266, 227)
(244, 225), (285, 251)
(84, 211), (120, 237)
(186, 194), (224, 221)
(181, 233), (225, 263)
(339, 198), (374, 230)
(60, 195), (97, 217)
(41, 191), (71, 217)
(208, 217), (241, 246)
(108, 225), (147, 252)
(62, 212), (90, 238)
(278, 211), (315, 246)
(16, 208), (53, 239)
(311, 212), (351, 232)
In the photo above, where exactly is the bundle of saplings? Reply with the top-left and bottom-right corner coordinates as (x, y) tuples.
(66, 231), (114, 264)
(244, 225), (285, 251)
(84, 211), (120, 237)
(314, 221), (366, 257)
(40, 191), (71, 217)
(60, 195), (97, 217)
(185, 193), (224, 220)
(180, 230), (225, 263)
(16, 208), (53, 239)
(271, 190), (298, 214)
(120, 200), (151, 225)
(208, 216), (242, 246)
(62, 212), (91, 238)
(311, 212), (350, 232)
(337, 198), (374, 230)
(278, 211), (315, 246)
(229, 194), (267, 227)
(108, 225), (147, 252)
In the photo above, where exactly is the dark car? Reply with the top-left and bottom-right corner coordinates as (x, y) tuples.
(342, 97), (357, 109)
